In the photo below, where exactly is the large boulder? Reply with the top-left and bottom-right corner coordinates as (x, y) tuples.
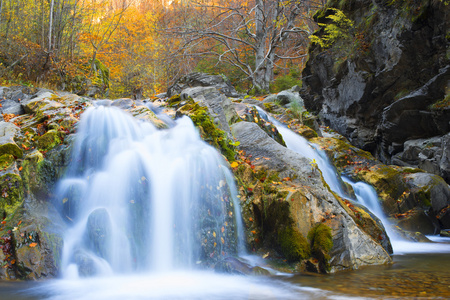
(301, 0), (450, 181)
(392, 133), (450, 182)
(231, 121), (392, 272)
(167, 72), (240, 98)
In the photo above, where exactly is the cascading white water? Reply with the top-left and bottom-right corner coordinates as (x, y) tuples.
(255, 106), (450, 255)
(255, 107), (346, 196)
(33, 104), (348, 300)
(55, 105), (243, 277)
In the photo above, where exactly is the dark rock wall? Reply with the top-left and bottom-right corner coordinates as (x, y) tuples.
(301, 0), (450, 181)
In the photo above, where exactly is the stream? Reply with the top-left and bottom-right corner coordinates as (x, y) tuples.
(0, 104), (449, 299)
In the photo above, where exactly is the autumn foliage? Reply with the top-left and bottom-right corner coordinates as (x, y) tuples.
(0, 0), (323, 97)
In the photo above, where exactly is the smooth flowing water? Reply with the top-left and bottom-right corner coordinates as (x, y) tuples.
(23, 104), (337, 299)
(3, 104), (449, 300)
(54, 105), (247, 276)
(256, 106), (450, 255)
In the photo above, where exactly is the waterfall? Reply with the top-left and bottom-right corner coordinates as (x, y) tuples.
(255, 107), (347, 196)
(54, 105), (243, 277)
(255, 106), (450, 255)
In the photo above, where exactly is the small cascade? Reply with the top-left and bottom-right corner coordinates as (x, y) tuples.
(255, 106), (450, 254)
(255, 107), (347, 196)
(54, 105), (244, 277)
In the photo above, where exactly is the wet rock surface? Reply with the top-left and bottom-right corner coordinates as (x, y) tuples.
(301, 0), (450, 183)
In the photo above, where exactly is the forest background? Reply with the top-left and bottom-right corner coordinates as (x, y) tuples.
(0, 0), (327, 98)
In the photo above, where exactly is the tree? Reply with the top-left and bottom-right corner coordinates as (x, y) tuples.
(165, 0), (321, 92)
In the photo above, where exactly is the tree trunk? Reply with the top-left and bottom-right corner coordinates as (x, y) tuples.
(253, 0), (269, 92)
(48, 0), (55, 51)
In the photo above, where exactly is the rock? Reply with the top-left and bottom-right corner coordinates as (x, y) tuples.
(0, 122), (23, 158)
(128, 105), (167, 129)
(392, 134), (450, 183)
(37, 130), (62, 152)
(214, 257), (253, 275)
(262, 94), (278, 103)
(155, 92), (167, 98)
(179, 86), (239, 136)
(396, 208), (436, 235)
(111, 98), (134, 109)
(0, 86), (37, 116)
(234, 104), (286, 146)
(0, 172), (23, 217)
(277, 90), (304, 107)
(440, 230), (450, 237)
(0, 100), (25, 115)
(301, 0), (450, 172)
(231, 121), (392, 271)
(86, 208), (112, 260)
(167, 72), (240, 98)
(0, 153), (15, 170)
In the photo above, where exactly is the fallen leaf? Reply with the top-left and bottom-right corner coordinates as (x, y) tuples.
(29, 243), (37, 248)
(230, 161), (239, 168)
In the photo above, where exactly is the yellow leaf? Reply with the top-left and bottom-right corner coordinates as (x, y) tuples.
(62, 198), (68, 204)
(230, 162), (239, 168)
(213, 231), (216, 238)
(221, 237), (225, 244)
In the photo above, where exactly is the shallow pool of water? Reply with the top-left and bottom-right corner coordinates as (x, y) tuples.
(288, 252), (450, 299)
(1, 251), (449, 300)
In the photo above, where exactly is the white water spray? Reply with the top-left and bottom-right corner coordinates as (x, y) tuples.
(55, 105), (244, 277)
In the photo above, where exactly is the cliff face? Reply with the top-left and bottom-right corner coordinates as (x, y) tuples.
(301, 0), (450, 182)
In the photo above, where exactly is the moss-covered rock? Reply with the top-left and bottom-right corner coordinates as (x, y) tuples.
(37, 130), (61, 152)
(278, 226), (310, 261)
(177, 99), (237, 162)
(129, 105), (167, 129)
(0, 205), (65, 280)
(0, 122), (23, 159)
(0, 173), (23, 217)
(307, 223), (333, 272)
(0, 154), (14, 170)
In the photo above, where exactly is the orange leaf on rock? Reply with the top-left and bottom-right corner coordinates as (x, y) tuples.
(29, 243), (38, 247)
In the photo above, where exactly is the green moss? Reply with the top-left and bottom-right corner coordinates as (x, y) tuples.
(37, 130), (61, 152)
(179, 100), (237, 162)
(307, 223), (333, 271)
(278, 227), (311, 261)
(0, 143), (23, 159)
(0, 173), (24, 217)
(167, 94), (182, 108)
(429, 94), (450, 110)
(0, 154), (15, 170)
(308, 224), (333, 253)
